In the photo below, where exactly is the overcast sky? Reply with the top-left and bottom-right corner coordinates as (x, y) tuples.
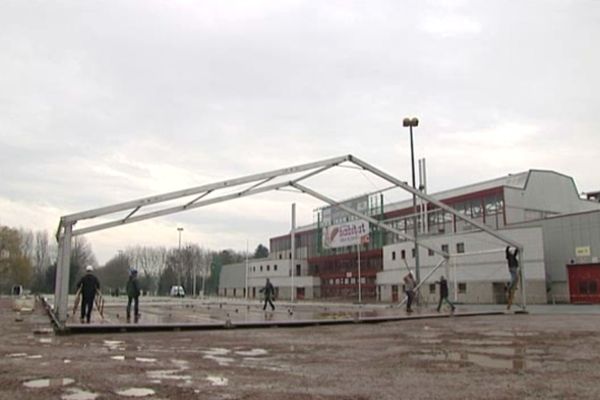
(1, 0), (598, 264)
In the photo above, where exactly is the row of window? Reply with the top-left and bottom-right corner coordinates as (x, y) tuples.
(325, 277), (367, 285)
(252, 264), (278, 272)
(428, 282), (467, 294)
(391, 242), (465, 260)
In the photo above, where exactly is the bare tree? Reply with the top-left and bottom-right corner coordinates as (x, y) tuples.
(34, 231), (51, 271)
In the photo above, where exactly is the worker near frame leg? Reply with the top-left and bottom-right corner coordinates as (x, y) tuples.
(435, 275), (455, 313)
(505, 246), (520, 310)
(126, 268), (141, 322)
(403, 272), (416, 313)
(76, 265), (100, 324)
(260, 278), (275, 311)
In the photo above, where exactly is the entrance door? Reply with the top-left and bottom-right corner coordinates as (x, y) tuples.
(568, 263), (600, 303)
(296, 287), (305, 300)
(392, 285), (398, 302)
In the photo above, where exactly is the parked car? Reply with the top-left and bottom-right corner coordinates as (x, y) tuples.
(170, 285), (185, 297)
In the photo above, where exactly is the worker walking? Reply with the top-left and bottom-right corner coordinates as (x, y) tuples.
(126, 268), (141, 322)
(260, 278), (276, 311)
(435, 275), (455, 313)
(76, 265), (100, 324)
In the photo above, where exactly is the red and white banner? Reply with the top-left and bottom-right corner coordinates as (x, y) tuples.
(322, 220), (370, 249)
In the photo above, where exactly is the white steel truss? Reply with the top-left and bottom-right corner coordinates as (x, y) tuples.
(54, 154), (524, 324)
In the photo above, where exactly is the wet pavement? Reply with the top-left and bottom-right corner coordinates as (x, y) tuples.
(4, 296), (600, 399)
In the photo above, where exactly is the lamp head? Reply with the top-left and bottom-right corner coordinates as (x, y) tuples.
(403, 117), (419, 127)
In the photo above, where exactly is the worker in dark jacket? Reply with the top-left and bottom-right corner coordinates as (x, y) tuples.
(506, 246), (520, 309)
(259, 278), (275, 311)
(126, 268), (141, 322)
(76, 265), (100, 323)
(435, 275), (455, 313)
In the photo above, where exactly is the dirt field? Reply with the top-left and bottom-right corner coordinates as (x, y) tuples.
(2, 296), (600, 400)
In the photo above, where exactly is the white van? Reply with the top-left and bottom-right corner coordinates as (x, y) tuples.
(170, 285), (185, 297)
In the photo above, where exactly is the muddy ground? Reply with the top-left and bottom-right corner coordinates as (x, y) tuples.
(2, 297), (600, 400)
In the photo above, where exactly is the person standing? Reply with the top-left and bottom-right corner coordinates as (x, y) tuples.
(126, 268), (141, 322)
(435, 275), (455, 312)
(506, 246), (520, 309)
(403, 272), (416, 313)
(76, 265), (100, 324)
(260, 278), (275, 311)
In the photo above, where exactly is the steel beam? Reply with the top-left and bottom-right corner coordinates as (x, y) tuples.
(60, 155), (350, 225)
(347, 155), (522, 249)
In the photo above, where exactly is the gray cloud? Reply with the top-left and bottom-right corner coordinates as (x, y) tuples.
(1, 0), (599, 262)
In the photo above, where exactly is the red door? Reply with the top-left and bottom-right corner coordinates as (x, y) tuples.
(567, 263), (600, 303)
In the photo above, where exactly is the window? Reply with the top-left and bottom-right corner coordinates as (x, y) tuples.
(274, 264), (278, 271)
(411, 248), (416, 258)
(279, 254), (282, 259)
(458, 283), (467, 294)
(260, 265), (263, 272)
(401, 250), (406, 259)
(441, 244), (449, 253)
(429, 284), (436, 294)
(392, 251), (396, 260)
(267, 265), (270, 271)
(428, 248), (434, 256)
(253, 266), (256, 272)
(456, 242), (465, 254)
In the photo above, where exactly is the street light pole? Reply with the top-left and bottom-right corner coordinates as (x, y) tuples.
(177, 227), (184, 288)
(403, 117), (420, 285)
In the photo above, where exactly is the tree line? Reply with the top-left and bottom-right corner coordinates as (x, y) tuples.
(0, 224), (269, 296)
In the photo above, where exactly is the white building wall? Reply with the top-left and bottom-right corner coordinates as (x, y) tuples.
(377, 226), (546, 304)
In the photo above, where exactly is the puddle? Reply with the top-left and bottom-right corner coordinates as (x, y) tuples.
(103, 340), (125, 351)
(170, 358), (189, 368)
(481, 331), (539, 337)
(39, 338), (53, 344)
(6, 353), (28, 358)
(420, 339), (443, 344)
(204, 354), (235, 366)
(27, 355), (43, 359)
(203, 348), (234, 366)
(204, 348), (230, 356)
(64, 359), (72, 364)
(235, 348), (268, 357)
(147, 369), (192, 381)
(136, 357), (156, 363)
(111, 355), (125, 361)
(412, 350), (542, 370)
(453, 339), (513, 346)
(62, 387), (99, 400)
(23, 378), (75, 388)
(206, 376), (229, 386)
(115, 388), (155, 397)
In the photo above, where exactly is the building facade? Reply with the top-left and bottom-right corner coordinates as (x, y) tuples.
(219, 170), (600, 304)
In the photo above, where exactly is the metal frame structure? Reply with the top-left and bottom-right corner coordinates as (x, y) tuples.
(55, 154), (524, 325)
